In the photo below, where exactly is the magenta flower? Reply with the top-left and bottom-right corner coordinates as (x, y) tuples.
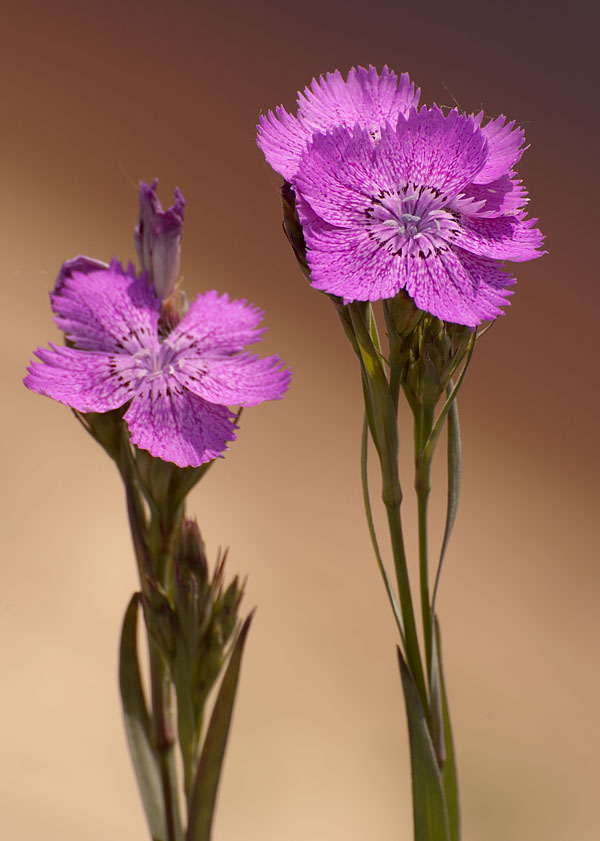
(257, 65), (420, 182)
(258, 67), (545, 326)
(24, 259), (291, 467)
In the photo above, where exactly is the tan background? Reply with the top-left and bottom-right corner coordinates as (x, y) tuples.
(2, 1), (598, 839)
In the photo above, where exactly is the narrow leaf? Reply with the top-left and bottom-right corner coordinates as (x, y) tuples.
(434, 619), (460, 841)
(398, 648), (450, 841)
(186, 611), (254, 841)
(432, 396), (462, 612)
(119, 593), (166, 841)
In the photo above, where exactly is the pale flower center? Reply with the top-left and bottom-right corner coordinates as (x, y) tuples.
(366, 185), (460, 257)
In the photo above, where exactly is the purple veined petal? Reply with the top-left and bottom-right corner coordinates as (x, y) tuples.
(298, 65), (420, 137)
(295, 127), (380, 227)
(124, 377), (237, 467)
(257, 106), (313, 182)
(164, 290), (267, 357)
(462, 171), (529, 218)
(172, 351), (292, 407)
(298, 201), (404, 301)
(257, 66), (420, 183)
(380, 106), (488, 196)
(24, 343), (137, 412)
(403, 248), (514, 326)
(54, 255), (110, 295)
(471, 113), (526, 184)
(453, 214), (546, 261)
(50, 258), (160, 355)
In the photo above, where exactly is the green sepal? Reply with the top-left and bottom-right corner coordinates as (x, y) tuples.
(72, 407), (126, 465)
(119, 593), (166, 841)
(398, 648), (450, 841)
(186, 611), (255, 841)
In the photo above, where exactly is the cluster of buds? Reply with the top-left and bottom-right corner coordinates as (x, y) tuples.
(142, 517), (244, 796)
(385, 294), (474, 412)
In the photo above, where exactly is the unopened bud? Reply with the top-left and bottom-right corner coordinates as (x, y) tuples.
(135, 179), (185, 299)
(402, 316), (474, 409)
(281, 182), (311, 281)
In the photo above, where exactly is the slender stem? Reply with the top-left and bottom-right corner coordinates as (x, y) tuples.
(149, 642), (184, 841)
(384, 500), (428, 708)
(360, 415), (405, 642)
(413, 404), (435, 682)
(346, 303), (428, 708)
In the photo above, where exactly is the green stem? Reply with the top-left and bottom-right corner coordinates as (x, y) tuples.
(346, 303), (428, 708)
(360, 415), (405, 642)
(414, 404), (435, 683)
(384, 500), (428, 708)
(149, 643), (184, 841)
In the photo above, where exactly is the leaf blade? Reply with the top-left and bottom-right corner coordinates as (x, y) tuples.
(398, 648), (451, 841)
(119, 593), (166, 841)
(186, 612), (254, 841)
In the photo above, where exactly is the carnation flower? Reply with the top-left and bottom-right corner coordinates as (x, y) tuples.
(24, 259), (291, 467)
(258, 67), (545, 326)
(257, 65), (420, 182)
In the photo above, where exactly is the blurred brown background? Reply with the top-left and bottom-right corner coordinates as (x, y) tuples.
(1, 0), (598, 839)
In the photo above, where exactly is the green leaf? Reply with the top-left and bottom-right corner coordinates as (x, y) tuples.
(398, 648), (450, 841)
(186, 611), (254, 841)
(434, 619), (460, 841)
(432, 396), (462, 613)
(119, 593), (166, 841)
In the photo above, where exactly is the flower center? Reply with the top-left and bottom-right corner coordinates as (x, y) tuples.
(131, 343), (185, 380)
(366, 185), (459, 257)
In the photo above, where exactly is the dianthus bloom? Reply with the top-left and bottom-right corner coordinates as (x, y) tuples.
(24, 259), (291, 467)
(258, 66), (544, 326)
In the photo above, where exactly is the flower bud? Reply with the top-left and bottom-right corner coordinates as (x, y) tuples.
(384, 291), (426, 375)
(143, 581), (177, 662)
(402, 316), (474, 410)
(175, 518), (209, 610)
(281, 182), (311, 280)
(134, 179), (185, 299)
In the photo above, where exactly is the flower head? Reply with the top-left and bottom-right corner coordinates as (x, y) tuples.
(135, 179), (185, 299)
(24, 259), (291, 467)
(259, 68), (545, 327)
(257, 65), (420, 182)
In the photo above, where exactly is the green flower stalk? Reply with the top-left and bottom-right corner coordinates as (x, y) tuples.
(259, 63), (544, 841)
(24, 181), (291, 841)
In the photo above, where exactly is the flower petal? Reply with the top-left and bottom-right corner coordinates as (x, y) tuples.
(471, 114), (526, 184)
(295, 127), (379, 226)
(403, 248), (514, 326)
(124, 378), (236, 467)
(165, 291), (266, 357)
(462, 172), (529, 217)
(298, 65), (420, 136)
(173, 351), (291, 407)
(257, 106), (312, 182)
(257, 66), (420, 182)
(24, 344), (137, 411)
(298, 203), (403, 301)
(380, 106), (488, 195)
(51, 258), (160, 354)
(454, 214), (545, 261)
